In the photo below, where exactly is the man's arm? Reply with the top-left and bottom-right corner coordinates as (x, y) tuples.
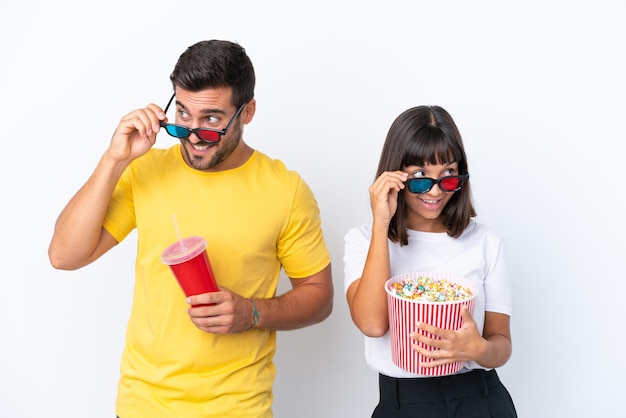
(186, 263), (334, 333)
(48, 104), (165, 270)
(48, 153), (128, 270)
(254, 263), (333, 330)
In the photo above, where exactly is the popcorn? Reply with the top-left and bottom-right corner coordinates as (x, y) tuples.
(385, 272), (479, 375)
(388, 276), (473, 302)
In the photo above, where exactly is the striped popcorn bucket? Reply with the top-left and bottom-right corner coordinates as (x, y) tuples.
(385, 272), (479, 376)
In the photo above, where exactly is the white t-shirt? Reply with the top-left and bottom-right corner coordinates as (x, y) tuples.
(343, 218), (512, 378)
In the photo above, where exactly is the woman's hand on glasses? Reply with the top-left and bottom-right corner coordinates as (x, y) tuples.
(368, 171), (409, 227)
(107, 103), (167, 163)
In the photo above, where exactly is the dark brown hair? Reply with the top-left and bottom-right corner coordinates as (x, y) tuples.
(376, 105), (476, 244)
(170, 40), (255, 109)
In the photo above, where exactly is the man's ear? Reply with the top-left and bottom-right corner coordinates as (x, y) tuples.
(242, 99), (256, 124)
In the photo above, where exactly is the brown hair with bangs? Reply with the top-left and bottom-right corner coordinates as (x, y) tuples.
(376, 105), (476, 244)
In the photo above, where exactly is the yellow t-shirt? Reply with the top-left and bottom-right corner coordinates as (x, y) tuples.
(103, 145), (330, 418)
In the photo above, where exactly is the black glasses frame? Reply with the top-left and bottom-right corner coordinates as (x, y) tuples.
(405, 174), (470, 194)
(160, 93), (246, 143)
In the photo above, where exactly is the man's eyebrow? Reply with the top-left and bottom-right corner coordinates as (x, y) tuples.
(174, 100), (226, 115)
(200, 108), (226, 115)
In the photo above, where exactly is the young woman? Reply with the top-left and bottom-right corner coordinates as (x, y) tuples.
(344, 105), (517, 417)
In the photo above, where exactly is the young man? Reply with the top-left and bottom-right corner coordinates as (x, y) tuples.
(49, 40), (333, 418)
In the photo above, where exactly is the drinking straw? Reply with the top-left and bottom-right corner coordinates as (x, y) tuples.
(171, 213), (186, 251)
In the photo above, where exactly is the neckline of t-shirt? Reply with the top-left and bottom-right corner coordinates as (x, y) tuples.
(176, 145), (258, 175)
(406, 218), (476, 240)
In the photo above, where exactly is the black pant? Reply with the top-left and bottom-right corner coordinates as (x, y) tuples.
(373, 369), (517, 418)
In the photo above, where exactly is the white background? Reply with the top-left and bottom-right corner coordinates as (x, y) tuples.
(1, 1), (625, 417)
